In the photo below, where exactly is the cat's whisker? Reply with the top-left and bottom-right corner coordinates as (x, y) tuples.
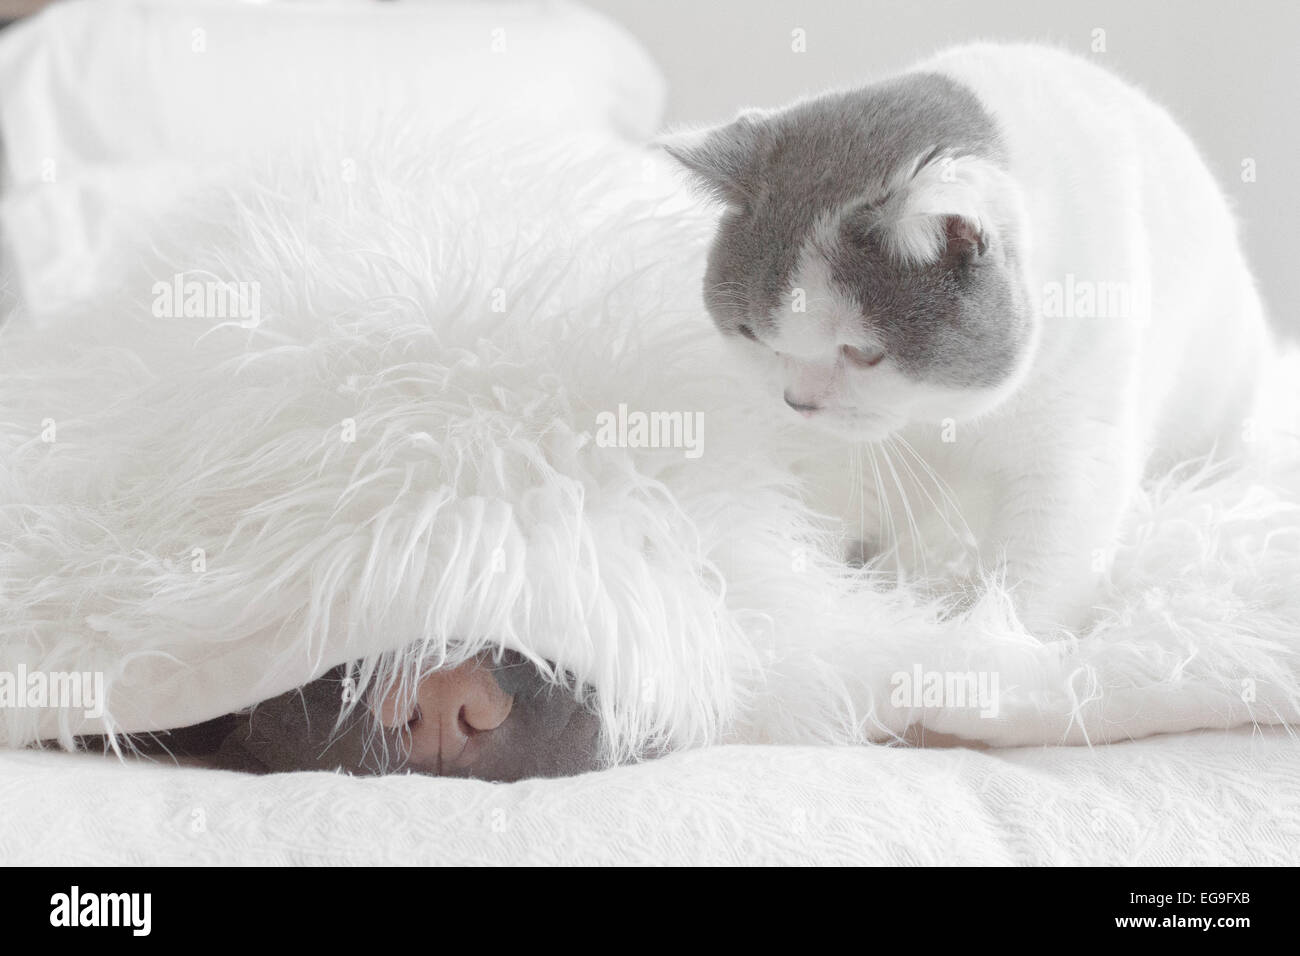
(706, 280), (751, 296)
(888, 438), (964, 536)
(704, 281), (754, 310)
(865, 443), (900, 581)
(891, 434), (975, 548)
(850, 445), (866, 548)
(885, 435), (962, 575)
(878, 440), (927, 585)
(706, 291), (752, 306)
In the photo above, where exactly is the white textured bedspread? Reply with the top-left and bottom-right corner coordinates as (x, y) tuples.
(3, 729), (1296, 865)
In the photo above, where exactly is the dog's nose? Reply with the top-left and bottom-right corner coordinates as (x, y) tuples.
(784, 392), (821, 416)
(373, 658), (514, 771)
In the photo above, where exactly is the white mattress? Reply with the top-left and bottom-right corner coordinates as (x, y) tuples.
(3, 728), (1296, 865)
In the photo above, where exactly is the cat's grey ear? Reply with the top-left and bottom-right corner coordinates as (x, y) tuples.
(656, 111), (769, 204)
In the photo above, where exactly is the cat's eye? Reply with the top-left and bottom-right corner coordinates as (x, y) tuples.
(842, 344), (886, 368)
(737, 323), (759, 342)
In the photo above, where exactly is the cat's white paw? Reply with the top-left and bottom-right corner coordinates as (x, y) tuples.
(1009, 572), (1103, 636)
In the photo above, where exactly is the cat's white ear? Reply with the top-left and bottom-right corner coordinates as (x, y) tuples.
(885, 211), (988, 268)
(656, 110), (768, 204)
(871, 152), (1002, 266)
(943, 214), (988, 257)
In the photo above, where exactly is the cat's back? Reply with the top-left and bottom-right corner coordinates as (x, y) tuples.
(912, 43), (1206, 192)
(912, 42), (1168, 139)
(911, 42), (1233, 238)
(913, 43), (1268, 466)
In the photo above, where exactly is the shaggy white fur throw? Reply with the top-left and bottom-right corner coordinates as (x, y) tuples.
(2, 127), (1298, 764)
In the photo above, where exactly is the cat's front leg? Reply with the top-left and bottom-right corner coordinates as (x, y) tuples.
(981, 418), (1141, 634)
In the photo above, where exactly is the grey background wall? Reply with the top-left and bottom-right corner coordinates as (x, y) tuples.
(587, 0), (1298, 337)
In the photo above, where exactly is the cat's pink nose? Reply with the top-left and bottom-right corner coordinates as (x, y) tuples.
(784, 392), (821, 417)
(373, 659), (514, 771)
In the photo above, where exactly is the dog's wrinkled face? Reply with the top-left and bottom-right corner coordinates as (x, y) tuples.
(370, 653), (603, 781)
(126, 653), (603, 782)
(664, 74), (1038, 441)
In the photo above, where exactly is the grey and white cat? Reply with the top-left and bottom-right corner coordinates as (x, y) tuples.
(664, 43), (1272, 631)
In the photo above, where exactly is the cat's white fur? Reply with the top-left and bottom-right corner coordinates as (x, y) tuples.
(789, 44), (1271, 631)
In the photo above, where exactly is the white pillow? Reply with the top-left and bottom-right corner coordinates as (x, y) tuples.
(0, 0), (666, 313)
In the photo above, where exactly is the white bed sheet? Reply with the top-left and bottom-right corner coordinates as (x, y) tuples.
(3, 728), (1296, 865)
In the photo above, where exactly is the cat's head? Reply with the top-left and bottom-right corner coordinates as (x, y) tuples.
(662, 85), (1038, 442)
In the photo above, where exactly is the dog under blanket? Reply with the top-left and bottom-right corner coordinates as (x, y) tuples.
(3, 124), (1299, 775)
(83, 655), (603, 780)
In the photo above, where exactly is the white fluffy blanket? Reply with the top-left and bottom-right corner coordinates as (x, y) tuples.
(2, 127), (1299, 763)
